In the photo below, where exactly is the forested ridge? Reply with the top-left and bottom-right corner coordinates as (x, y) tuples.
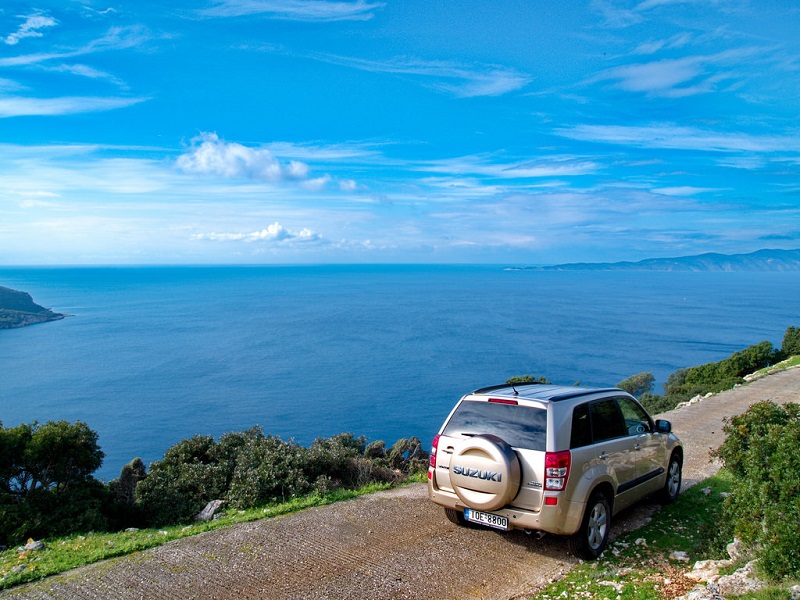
(0, 287), (65, 329)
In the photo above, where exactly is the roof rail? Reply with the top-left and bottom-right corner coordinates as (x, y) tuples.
(549, 388), (624, 402)
(471, 382), (545, 395)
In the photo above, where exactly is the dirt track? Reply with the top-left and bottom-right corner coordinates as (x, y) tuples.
(4, 368), (799, 600)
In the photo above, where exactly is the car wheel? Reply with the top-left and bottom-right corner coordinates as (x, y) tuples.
(444, 508), (468, 527)
(449, 434), (521, 512)
(661, 452), (682, 503)
(570, 491), (610, 560)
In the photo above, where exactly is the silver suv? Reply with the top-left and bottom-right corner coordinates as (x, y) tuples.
(427, 382), (683, 559)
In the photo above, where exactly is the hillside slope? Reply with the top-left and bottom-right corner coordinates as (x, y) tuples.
(526, 248), (800, 271)
(5, 368), (799, 600)
(0, 287), (65, 329)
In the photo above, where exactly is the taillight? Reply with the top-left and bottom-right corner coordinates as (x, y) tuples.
(428, 434), (440, 479)
(544, 450), (571, 491)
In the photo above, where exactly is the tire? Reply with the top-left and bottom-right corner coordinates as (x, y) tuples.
(444, 508), (468, 527)
(570, 491), (611, 560)
(660, 452), (682, 503)
(449, 434), (521, 512)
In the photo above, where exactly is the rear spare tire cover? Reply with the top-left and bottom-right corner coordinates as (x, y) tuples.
(450, 434), (521, 512)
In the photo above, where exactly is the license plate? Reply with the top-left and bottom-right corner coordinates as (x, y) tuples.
(464, 508), (508, 530)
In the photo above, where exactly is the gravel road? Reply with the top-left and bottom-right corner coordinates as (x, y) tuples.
(4, 368), (799, 600)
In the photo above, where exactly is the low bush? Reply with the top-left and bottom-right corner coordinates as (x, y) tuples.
(134, 434), (233, 527)
(134, 427), (428, 527)
(624, 326), (797, 415)
(616, 372), (655, 398)
(713, 401), (800, 580)
(663, 340), (779, 401)
(782, 325), (800, 357)
(225, 430), (310, 509)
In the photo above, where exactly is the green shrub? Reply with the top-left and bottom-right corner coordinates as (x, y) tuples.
(304, 433), (367, 489)
(506, 375), (551, 384)
(638, 392), (678, 415)
(714, 401), (800, 580)
(782, 325), (800, 358)
(0, 420), (106, 545)
(661, 341), (780, 404)
(617, 372), (655, 397)
(226, 431), (310, 508)
(387, 437), (427, 473)
(105, 458), (148, 529)
(133, 428), (426, 525)
(134, 435), (232, 527)
(364, 440), (387, 459)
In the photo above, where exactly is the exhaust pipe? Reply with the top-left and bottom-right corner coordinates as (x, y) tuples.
(524, 529), (547, 539)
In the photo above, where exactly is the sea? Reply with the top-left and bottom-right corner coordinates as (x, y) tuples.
(1, 265), (798, 481)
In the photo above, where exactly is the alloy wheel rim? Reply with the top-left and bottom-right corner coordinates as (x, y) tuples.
(668, 460), (681, 496)
(587, 502), (608, 550)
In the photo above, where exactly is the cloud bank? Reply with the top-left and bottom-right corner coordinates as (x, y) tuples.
(193, 222), (321, 244)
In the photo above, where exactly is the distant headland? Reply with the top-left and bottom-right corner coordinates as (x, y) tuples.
(511, 248), (800, 272)
(0, 286), (67, 329)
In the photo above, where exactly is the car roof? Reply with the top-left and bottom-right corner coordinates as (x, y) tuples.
(470, 382), (625, 402)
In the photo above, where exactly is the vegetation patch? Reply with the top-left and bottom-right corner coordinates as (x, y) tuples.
(1, 421), (429, 553)
(714, 401), (800, 581)
(534, 471), (796, 599)
(618, 326), (799, 415)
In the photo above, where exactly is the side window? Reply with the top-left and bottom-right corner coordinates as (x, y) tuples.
(570, 402), (592, 448)
(617, 397), (653, 435)
(589, 398), (627, 442)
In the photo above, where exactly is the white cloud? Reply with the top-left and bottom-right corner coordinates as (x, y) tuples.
(49, 64), (127, 88)
(193, 222), (322, 244)
(20, 197), (59, 208)
(0, 95), (147, 117)
(652, 186), (720, 196)
(557, 123), (800, 153)
(199, 0), (384, 21)
(634, 0), (718, 11)
(286, 160), (310, 178)
(585, 45), (764, 98)
(301, 174), (331, 191)
(0, 78), (25, 92)
(317, 54), (531, 98)
(264, 141), (381, 162)
(0, 25), (152, 67)
(415, 154), (598, 178)
(633, 33), (693, 55)
(4, 14), (57, 46)
(176, 132), (311, 182)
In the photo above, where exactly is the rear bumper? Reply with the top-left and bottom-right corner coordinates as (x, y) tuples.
(428, 480), (585, 536)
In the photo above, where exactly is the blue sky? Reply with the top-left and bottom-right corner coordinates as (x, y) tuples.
(1, 0), (799, 264)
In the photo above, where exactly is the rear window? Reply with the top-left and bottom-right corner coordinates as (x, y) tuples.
(441, 400), (547, 451)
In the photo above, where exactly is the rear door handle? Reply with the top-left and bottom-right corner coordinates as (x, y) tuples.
(598, 452), (609, 460)
(634, 444), (642, 451)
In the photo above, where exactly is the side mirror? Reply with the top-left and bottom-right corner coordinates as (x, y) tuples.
(655, 419), (672, 434)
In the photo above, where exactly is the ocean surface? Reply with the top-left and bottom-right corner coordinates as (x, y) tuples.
(1, 265), (798, 481)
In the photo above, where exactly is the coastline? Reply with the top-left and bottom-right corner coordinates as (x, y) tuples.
(0, 286), (67, 330)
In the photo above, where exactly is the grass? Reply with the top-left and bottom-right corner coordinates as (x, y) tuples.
(0, 477), (425, 590)
(533, 471), (799, 599)
(747, 354), (800, 379)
